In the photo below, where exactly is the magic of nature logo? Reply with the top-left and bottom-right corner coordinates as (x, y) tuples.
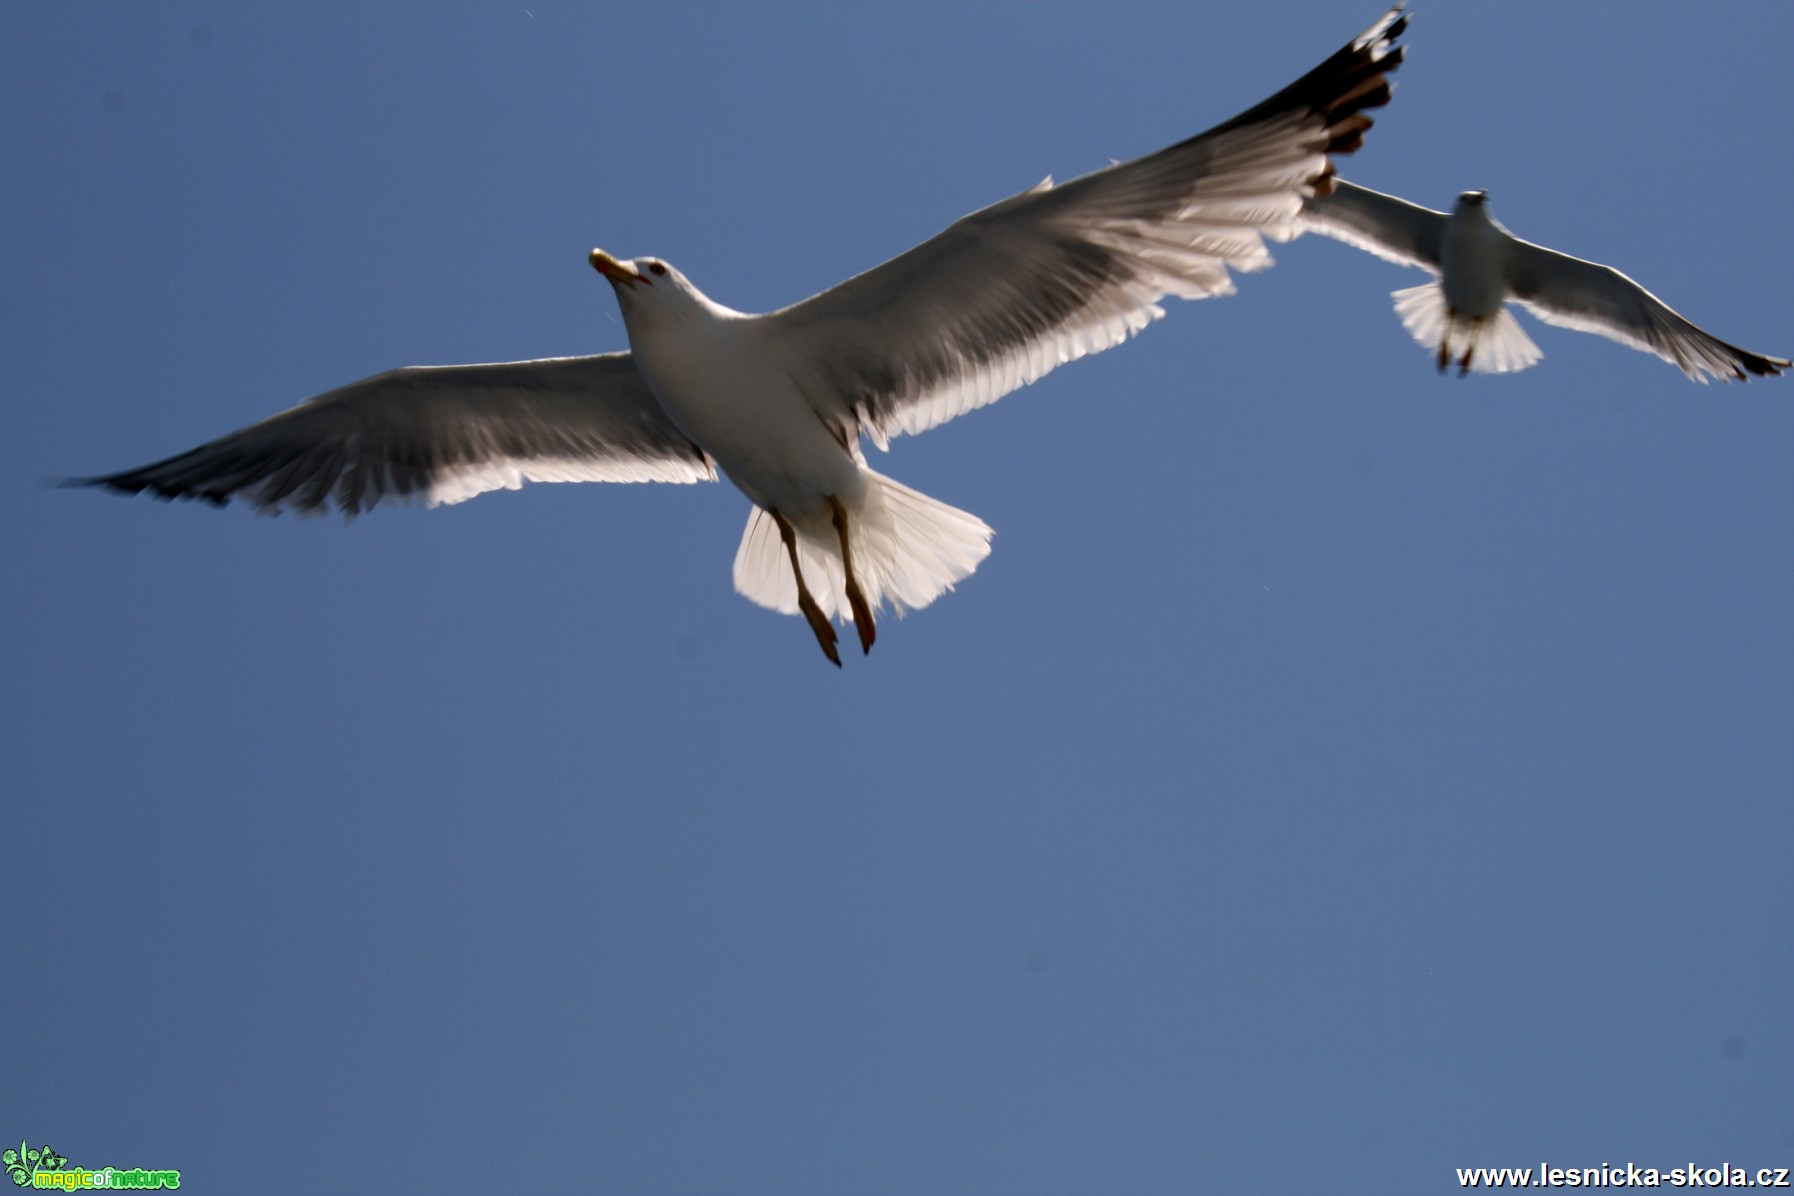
(5, 1140), (180, 1190)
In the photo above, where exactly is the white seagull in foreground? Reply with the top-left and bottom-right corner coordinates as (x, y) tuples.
(1298, 180), (1790, 380)
(75, 10), (1407, 665)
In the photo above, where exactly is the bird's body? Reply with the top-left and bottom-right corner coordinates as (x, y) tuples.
(1301, 180), (1789, 380)
(1438, 195), (1506, 320)
(614, 272), (862, 520)
(70, 9), (1410, 663)
(597, 253), (990, 659)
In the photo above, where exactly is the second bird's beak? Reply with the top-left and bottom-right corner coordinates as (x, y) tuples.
(590, 249), (647, 288)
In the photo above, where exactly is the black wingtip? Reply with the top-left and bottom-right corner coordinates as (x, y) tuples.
(46, 472), (162, 499)
(1704, 341), (1789, 382)
(1210, 5), (1408, 158)
(56, 467), (238, 508)
(1739, 350), (1790, 378)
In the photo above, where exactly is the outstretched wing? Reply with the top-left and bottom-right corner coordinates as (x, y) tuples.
(73, 353), (717, 517)
(761, 8), (1408, 449)
(1297, 177), (1445, 270)
(1502, 238), (1789, 383)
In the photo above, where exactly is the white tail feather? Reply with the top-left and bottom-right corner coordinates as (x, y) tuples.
(732, 469), (993, 623)
(1392, 282), (1542, 374)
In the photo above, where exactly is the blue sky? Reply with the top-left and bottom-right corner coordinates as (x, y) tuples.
(2, 3), (1789, 1193)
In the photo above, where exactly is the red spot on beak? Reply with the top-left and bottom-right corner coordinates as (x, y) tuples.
(589, 249), (647, 288)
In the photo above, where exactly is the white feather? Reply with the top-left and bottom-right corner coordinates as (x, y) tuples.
(1392, 281), (1542, 375)
(732, 469), (993, 622)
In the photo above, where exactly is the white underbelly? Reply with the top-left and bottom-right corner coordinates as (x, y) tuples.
(1441, 216), (1507, 318)
(634, 322), (864, 517)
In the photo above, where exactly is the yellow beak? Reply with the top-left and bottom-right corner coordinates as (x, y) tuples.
(589, 249), (646, 288)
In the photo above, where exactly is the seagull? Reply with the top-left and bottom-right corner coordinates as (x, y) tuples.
(72, 9), (1407, 665)
(1297, 179), (1790, 380)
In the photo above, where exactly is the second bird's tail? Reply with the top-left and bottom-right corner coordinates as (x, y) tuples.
(1393, 281), (1543, 375)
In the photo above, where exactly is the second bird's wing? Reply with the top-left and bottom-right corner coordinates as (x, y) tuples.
(1296, 177), (1446, 270)
(1502, 236), (1789, 382)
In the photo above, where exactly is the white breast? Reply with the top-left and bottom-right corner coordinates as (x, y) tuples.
(629, 313), (864, 517)
(1441, 206), (1509, 319)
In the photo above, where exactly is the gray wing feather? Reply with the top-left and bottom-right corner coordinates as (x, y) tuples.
(74, 353), (717, 517)
(1298, 178), (1445, 270)
(1503, 238), (1790, 383)
(762, 9), (1408, 448)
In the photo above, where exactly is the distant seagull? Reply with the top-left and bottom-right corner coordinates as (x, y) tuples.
(1299, 180), (1789, 381)
(72, 10), (1407, 665)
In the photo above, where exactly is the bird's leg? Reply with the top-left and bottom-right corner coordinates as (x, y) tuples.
(1438, 308), (1458, 375)
(829, 496), (877, 655)
(1459, 326), (1477, 377)
(772, 509), (840, 667)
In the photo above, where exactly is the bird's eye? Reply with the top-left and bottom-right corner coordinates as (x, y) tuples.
(648, 262), (668, 276)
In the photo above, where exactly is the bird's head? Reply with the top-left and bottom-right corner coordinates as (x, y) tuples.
(1455, 189), (1490, 209)
(588, 250), (713, 326)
